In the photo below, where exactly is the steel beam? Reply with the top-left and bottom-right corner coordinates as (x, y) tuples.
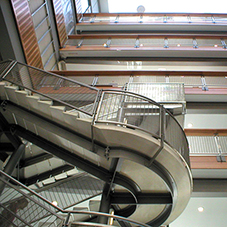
(0, 143), (15, 152)
(20, 153), (53, 167)
(13, 125), (140, 195)
(97, 183), (112, 224)
(110, 192), (172, 205)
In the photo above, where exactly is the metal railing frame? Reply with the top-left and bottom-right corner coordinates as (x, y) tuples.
(0, 60), (190, 164)
(0, 170), (151, 227)
(80, 13), (227, 24)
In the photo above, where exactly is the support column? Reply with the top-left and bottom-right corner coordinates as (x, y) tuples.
(0, 143), (25, 195)
(97, 183), (111, 224)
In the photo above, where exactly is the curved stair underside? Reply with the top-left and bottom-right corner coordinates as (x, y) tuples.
(0, 81), (192, 226)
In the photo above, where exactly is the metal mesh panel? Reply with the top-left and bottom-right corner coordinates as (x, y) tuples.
(205, 77), (227, 86)
(167, 16), (189, 22)
(68, 76), (94, 85)
(215, 17), (227, 22)
(66, 39), (81, 46)
(94, 16), (111, 22)
(97, 76), (130, 86)
(1, 61), (99, 115)
(82, 39), (107, 46)
(219, 137), (227, 154)
(127, 83), (185, 102)
(190, 16), (213, 23)
(0, 171), (64, 227)
(139, 38), (164, 47)
(169, 76), (201, 85)
(96, 91), (189, 165)
(111, 39), (136, 46)
(168, 38), (193, 47)
(165, 113), (189, 165)
(197, 39), (222, 47)
(187, 136), (217, 154)
(132, 76), (165, 83)
(38, 174), (104, 209)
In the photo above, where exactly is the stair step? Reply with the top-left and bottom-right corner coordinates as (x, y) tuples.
(38, 100), (53, 118)
(63, 111), (80, 129)
(26, 95), (40, 111)
(50, 105), (66, 124)
(4, 86), (19, 104)
(15, 90), (30, 109)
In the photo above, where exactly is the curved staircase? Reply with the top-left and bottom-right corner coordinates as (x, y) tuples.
(0, 60), (192, 226)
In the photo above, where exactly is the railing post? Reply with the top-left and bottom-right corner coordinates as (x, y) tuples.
(149, 105), (165, 167)
(91, 89), (103, 152)
(63, 212), (71, 227)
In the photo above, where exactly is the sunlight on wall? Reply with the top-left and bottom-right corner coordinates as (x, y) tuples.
(108, 0), (226, 13)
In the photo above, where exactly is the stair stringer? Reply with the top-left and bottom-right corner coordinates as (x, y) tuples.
(0, 84), (192, 226)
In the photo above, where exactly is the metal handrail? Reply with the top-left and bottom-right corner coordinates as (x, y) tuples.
(80, 13), (227, 24)
(0, 170), (151, 227)
(96, 89), (189, 166)
(0, 60), (190, 166)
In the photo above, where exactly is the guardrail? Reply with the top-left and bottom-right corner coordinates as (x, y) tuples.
(0, 60), (190, 166)
(0, 170), (151, 227)
(80, 13), (227, 24)
(96, 90), (189, 165)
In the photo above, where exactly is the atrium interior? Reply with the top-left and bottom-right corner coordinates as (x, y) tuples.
(0, 0), (227, 227)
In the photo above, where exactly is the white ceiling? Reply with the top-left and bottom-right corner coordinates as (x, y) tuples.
(170, 197), (227, 227)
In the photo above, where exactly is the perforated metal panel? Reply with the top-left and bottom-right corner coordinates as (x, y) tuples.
(97, 76), (130, 86)
(197, 39), (221, 47)
(205, 77), (227, 86)
(190, 16), (213, 23)
(139, 38), (164, 47)
(133, 76), (165, 83)
(168, 38), (193, 47)
(82, 39), (107, 46)
(169, 76), (201, 85)
(94, 16), (111, 22)
(219, 137), (227, 154)
(188, 136), (217, 154)
(68, 76), (94, 85)
(111, 39), (136, 46)
(127, 82), (185, 102)
(66, 39), (81, 46)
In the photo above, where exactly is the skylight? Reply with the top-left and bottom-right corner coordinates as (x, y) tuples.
(108, 0), (226, 13)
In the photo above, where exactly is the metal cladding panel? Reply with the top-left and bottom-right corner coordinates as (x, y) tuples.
(11, 0), (43, 69)
(188, 136), (217, 154)
(52, 0), (67, 47)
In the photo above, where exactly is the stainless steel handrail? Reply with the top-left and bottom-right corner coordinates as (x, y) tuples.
(0, 170), (151, 227)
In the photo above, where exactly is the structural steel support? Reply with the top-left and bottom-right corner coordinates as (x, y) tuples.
(0, 143), (25, 195)
(110, 192), (172, 205)
(12, 125), (140, 196)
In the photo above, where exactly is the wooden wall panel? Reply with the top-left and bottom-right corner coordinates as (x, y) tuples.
(75, 0), (83, 22)
(52, 0), (67, 47)
(11, 0), (43, 69)
(190, 156), (227, 169)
